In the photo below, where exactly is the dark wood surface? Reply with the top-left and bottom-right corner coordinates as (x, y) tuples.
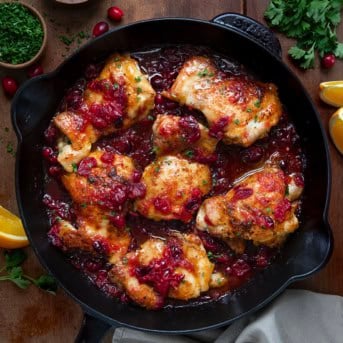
(0, 0), (342, 341)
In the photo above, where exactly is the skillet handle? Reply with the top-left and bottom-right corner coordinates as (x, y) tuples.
(211, 13), (282, 59)
(75, 314), (113, 343)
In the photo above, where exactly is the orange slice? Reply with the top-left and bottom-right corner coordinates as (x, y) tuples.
(319, 81), (343, 107)
(329, 107), (343, 155)
(0, 205), (29, 249)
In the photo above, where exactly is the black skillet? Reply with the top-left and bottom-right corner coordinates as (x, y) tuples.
(11, 13), (332, 342)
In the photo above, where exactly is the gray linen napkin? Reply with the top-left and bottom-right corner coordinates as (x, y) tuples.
(112, 289), (343, 343)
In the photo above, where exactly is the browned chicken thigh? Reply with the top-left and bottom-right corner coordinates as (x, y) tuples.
(135, 155), (212, 222)
(152, 114), (217, 158)
(110, 233), (214, 309)
(54, 54), (155, 172)
(196, 166), (303, 248)
(164, 56), (282, 147)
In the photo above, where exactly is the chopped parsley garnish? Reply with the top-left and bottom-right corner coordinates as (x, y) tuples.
(0, 3), (44, 64)
(147, 115), (154, 121)
(134, 76), (142, 82)
(254, 100), (261, 108)
(59, 35), (73, 46)
(152, 145), (159, 154)
(202, 179), (208, 185)
(285, 185), (290, 196)
(207, 251), (213, 259)
(114, 56), (121, 62)
(113, 82), (119, 90)
(197, 68), (214, 77)
(6, 142), (14, 155)
(234, 119), (240, 125)
(71, 163), (78, 173)
(184, 150), (194, 158)
(246, 108), (252, 113)
(136, 87), (142, 94)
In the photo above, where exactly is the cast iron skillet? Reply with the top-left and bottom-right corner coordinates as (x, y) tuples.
(11, 13), (332, 341)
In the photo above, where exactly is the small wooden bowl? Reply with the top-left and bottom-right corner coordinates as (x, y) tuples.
(0, 2), (47, 69)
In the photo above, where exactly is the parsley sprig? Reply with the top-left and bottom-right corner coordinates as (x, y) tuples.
(265, 0), (343, 69)
(0, 249), (57, 294)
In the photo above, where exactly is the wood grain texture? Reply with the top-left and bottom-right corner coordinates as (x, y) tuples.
(0, 0), (342, 341)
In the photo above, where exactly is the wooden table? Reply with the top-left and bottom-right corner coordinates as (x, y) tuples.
(0, 0), (342, 341)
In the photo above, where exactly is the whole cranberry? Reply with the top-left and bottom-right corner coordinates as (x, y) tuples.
(92, 22), (109, 37)
(321, 53), (336, 69)
(107, 6), (124, 21)
(27, 64), (44, 78)
(2, 77), (18, 97)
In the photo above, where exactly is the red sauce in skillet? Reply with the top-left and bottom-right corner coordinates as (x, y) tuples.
(42, 46), (305, 308)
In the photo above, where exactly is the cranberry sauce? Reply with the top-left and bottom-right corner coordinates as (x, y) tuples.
(43, 45), (305, 307)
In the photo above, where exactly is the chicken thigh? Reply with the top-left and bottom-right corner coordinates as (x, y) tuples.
(164, 56), (282, 147)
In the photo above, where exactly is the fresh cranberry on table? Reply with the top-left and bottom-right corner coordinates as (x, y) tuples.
(107, 6), (124, 21)
(2, 77), (18, 97)
(321, 53), (336, 69)
(27, 64), (44, 78)
(92, 22), (109, 37)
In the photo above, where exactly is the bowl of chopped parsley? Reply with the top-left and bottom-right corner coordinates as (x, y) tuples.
(0, 2), (47, 69)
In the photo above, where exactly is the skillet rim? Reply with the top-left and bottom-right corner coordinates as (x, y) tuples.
(11, 15), (333, 333)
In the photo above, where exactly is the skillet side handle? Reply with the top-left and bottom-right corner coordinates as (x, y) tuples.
(75, 314), (113, 343)
(211, 13), (282, 59)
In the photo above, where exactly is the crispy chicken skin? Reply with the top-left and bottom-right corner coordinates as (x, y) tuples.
(110, 233), (214, 309)
(54, 54), (155, 172)
(84, 54), (156, 129)
(196, 167), (303, 247)
(164, 56), (282, 147)
(61, 150), (136, 210)
(152, 114), (217, 157)
(55, 150), (138, 262)
(54, 206), (131, 264)
(135, 155), (211, 222)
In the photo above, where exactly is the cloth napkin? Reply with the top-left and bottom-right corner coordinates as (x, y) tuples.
(112, 289), (343, 343)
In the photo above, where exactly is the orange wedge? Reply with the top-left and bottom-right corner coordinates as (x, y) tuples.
(0, 205), (29, 249)
(319, 81), (343, 107)
(329, 107), (343, 155)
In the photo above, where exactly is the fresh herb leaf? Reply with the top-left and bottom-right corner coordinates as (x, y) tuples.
(59, 35), (74, 46)
(33, 275), (58, 294)
(335, 43), (343, 58)
(265, 0), (343, 69)
(6, 142), (14, 155)
(5, 250), (27, 270)
(197, 68), (214, 77)
(184, 150), (194, 158)
(0, 249), (57, 294)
